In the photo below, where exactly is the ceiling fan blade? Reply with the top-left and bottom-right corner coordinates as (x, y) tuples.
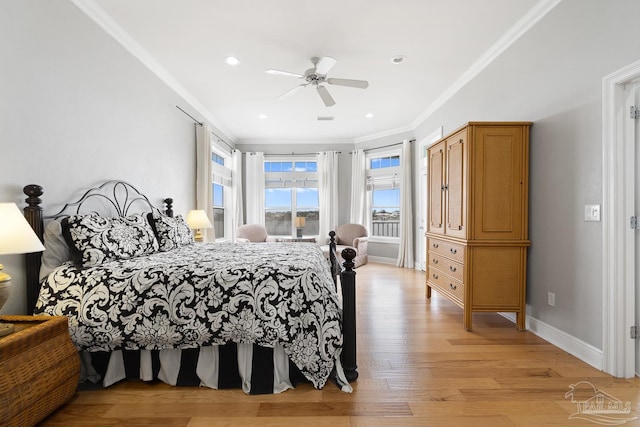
(266, 69), (304, 78)
(327, 78), (369, 89)
(316, 85), (335, 107)
(315, 56), (337, 75)
(277, 83), (308, 99)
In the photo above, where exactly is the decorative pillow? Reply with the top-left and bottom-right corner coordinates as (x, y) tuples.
(61, 213), (159, 267)
(39, 219), (73, 280)
(147, 211), (193, 251)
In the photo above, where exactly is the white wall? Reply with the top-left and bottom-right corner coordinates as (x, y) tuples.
(413, 0), (640, 348)
(0, 1), (198, 314)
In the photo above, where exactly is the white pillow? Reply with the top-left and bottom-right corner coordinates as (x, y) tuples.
(39, 219), (72, 280)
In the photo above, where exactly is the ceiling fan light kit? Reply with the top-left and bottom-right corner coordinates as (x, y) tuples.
(266, 56), (369, 107)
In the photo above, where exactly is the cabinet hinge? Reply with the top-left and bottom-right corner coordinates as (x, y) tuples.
(631, 216), (639, 230)
(631, 325), (640, 340)
(631, 106), (640, 120)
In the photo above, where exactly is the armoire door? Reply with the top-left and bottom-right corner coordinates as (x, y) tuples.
(445, 130), (467, 239)
(428, 141), (445, 235)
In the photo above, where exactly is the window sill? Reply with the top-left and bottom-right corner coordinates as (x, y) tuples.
(367, 236), (400, 244)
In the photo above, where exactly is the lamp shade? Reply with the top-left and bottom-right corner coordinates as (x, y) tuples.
(0, 203), (45, 255)
(186, 210), (213, 230)
(294, 217), (306, 228)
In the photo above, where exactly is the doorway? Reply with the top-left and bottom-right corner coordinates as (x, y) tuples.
(602, 59), (640, 378)
(629, 81), (640, 375)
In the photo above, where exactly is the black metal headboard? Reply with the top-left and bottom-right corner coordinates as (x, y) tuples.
(47, 180), (160, 219)
(22, 180), (173, 314)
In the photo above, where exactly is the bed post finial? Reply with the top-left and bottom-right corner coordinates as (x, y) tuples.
(164, 198), (174, 217)
(23, 184), (44, 315)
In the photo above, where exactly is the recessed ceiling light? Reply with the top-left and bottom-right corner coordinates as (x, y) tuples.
(365, 113), (374, 118)
(259, 114), (268, 119)
(225, 56), (239, 66)
(390, 55), (406, 64)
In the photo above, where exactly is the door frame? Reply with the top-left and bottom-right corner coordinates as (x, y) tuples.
(602, 59), (640, 377)
(416, 127), (443, 271)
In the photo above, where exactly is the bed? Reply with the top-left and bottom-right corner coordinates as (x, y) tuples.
(21, 180), (358, 394)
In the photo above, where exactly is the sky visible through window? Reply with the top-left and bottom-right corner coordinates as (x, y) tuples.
(370, 155), (400, 212)
(266, 188), (317, 209)
(265, 161), (318, 210)
(263, 159), (401, 209)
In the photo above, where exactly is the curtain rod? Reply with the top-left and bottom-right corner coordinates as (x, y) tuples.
(244, 151), (341, 156)
(176, 105), (203, 126)
(357, 139), (416, 153)
(212, 133), (235, 153)
(176, 105), (236, 152)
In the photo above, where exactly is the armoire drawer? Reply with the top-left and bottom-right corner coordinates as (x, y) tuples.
(428, 252), (463, 282)
(427, 238), (465, 263)
(427, 267), (465, 303)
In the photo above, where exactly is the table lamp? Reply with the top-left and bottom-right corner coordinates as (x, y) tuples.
(0, 203), (46, 336)
(294, 216), (306, 238)
(186, 209), (213, 242)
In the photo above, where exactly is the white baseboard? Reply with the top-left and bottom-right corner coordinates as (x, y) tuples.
(368, 255), (397, 265)
(499, 312), (603, 371)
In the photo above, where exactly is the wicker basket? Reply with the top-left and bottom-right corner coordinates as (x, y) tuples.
(0, 315), (80, 426)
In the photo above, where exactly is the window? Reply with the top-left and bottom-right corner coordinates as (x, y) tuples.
(264, 159), (319, 236)
(211, 148), (231, 240)
(367, 151), (401, 239)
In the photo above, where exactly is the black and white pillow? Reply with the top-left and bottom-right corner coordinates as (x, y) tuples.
(147, 211), (193, 251)
(62, 213), (159, 267)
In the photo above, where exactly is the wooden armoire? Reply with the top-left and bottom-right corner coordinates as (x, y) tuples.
(426, 122), (531, 330)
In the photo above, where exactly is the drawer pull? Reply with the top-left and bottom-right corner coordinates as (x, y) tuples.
(449, 283), (457, 290)
(450, 248), (457, 254)
(432, 274), (439, 280)
(433, 259), (439, 264)
(432, 243), (439, 249)
(449, 266), (457, 272)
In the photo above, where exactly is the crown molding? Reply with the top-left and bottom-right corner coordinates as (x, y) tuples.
(353, 124), (415, 144)
(410, 0), (563, 129)
(69, 0), (235, 142)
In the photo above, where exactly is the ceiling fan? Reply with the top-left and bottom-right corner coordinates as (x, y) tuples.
(266, 56), (369, 107)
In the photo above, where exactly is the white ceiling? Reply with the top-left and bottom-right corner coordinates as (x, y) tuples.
(82, 0), (547, 143)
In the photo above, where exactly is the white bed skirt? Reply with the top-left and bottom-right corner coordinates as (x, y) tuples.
(79, 343), (352, 394)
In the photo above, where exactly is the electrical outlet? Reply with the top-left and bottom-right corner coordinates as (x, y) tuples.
(548, 291), (555, 307)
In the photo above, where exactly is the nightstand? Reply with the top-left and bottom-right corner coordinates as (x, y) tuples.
(0, 315), (80, 426)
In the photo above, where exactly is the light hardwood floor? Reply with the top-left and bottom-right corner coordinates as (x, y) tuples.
(41, 263), (640, 426)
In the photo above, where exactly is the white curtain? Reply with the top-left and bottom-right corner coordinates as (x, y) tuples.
(396, 140), (414, 268)
(349, 149), (367, 225)
(245, 152), (265, 225)
(317, 151), (339, 243)
(231, 149), (244, 241)
(196, 123), (215, 242)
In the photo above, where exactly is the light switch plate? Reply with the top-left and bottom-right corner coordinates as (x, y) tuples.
(585, 204), (601, 222)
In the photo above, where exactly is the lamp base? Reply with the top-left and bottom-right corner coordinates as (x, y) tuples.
(0, 322), (14, 337)
(296, 228), (303, 238)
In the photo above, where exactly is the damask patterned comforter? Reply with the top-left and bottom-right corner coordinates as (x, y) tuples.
(34, 242), (343, 388)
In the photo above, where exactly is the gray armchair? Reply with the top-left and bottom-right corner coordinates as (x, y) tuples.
(236, 224), (278, 243)
(327, 223), (369, 268)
